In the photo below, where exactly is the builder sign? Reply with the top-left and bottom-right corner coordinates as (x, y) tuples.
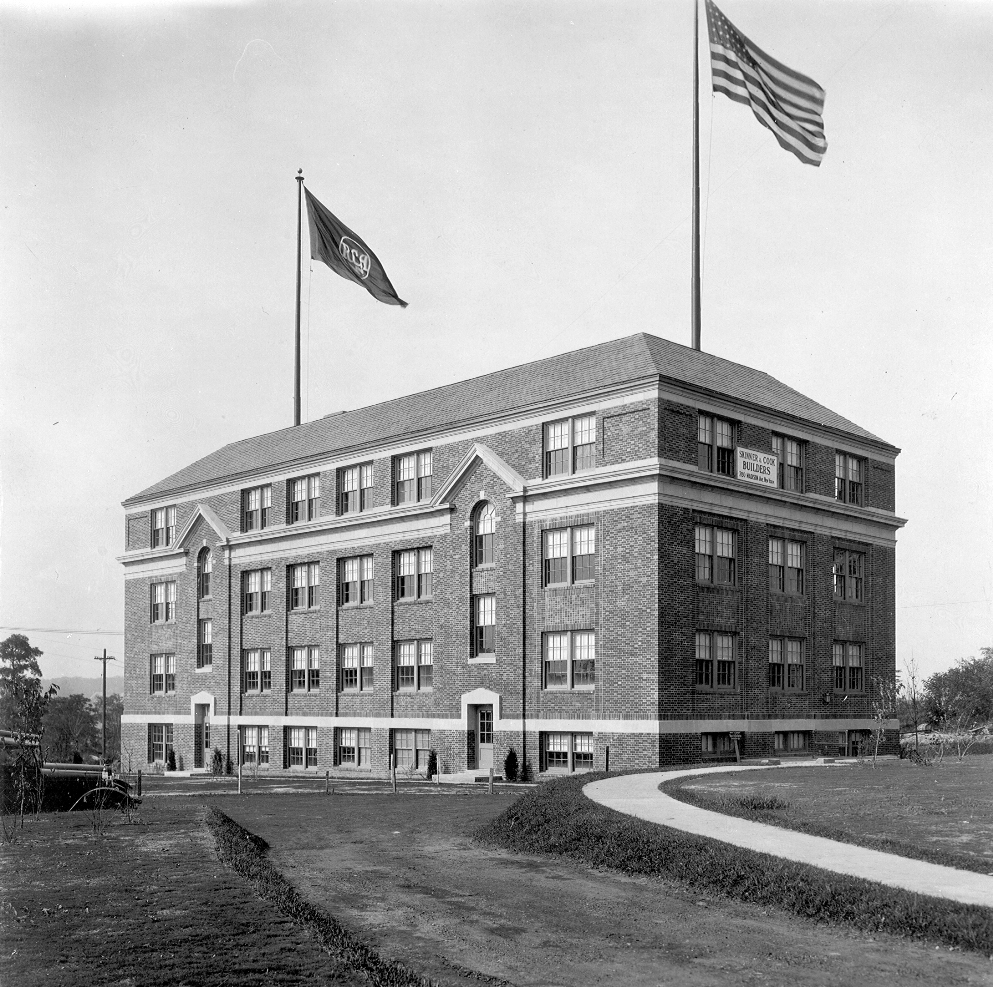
(736, 448), (778, 488)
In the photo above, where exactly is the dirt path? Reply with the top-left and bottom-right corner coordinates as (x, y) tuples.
(219, 790), (993, 987)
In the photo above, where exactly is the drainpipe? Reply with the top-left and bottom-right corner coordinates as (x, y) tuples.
(226, 543), (232, 771)
(520, 484), (527, 778)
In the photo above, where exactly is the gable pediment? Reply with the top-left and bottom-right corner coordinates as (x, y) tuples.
(433, 444), (525, 504)
(176, 503), (233, 548)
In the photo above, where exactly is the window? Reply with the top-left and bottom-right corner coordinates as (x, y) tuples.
(242, 726), (270, 765)
(337, 464), (372, 515)
(698, 414), (735, 476)
(289, 562), (320, 610)
(768, 637), (804, 691)
(242, 569), (271, 614)
(392, 729), (431, 770)
(833, 549), (865, 603)
(474, 503), (495, 567)
(149, 581), (176, 623)
(833, 642), (864, 693)
(339, 555), (374, 605)
(775, 731), (809, 754)
(543, 630), (595, 689)
(395, 548), (432, 600)
(197, 548), (212, 599)
(243, 649), (271, 693)
(289, 474), (321, 523)
(289, 646), (320, 692)
(543, 414), (596, 477)
(472, 594), (496, 655)
(340, 643), (374, 692)
(148, 723), (174, 763)
(395, 450), (432, 504)
(197, 619), (212, 669)
(701, 733), (734, 755)
(242, 485), (272, 532)
(772, 435), (804, 492)
(151, 506), (176, 548)
(695, 632), (736, 689)
(337, 728), (372, 767)
(768, 538), (804, 594)
(695, 525), (736, 586)
(149, 653), (176, 695)
(543, 525), (595, 586)
(287, 726), (319, 768)
(395, 640), (433, 691)
(835, 453), (863, 506)
(540, 732), (594, 773)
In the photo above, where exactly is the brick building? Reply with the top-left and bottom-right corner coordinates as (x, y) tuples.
(119, 333), (904, 777)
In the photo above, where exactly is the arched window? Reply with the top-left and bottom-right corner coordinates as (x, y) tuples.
(473, 503), (495, 567)
(197, 548), (212, 600)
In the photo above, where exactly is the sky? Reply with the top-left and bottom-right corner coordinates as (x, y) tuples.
(1, 0), (990, 684)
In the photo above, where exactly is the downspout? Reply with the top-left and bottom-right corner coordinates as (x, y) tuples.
(226, 543), (232, 770)
(520, 484), (527, 779)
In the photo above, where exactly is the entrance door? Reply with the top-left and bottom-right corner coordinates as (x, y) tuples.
(194, 705), (210, 769)
(477, 706), (493, 770)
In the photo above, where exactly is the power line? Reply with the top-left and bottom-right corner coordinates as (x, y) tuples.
(0, 626), (124, 636)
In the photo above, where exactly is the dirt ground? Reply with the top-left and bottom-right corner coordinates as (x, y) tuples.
(219, 788), (993, 987)
(671, 757), (993, 872)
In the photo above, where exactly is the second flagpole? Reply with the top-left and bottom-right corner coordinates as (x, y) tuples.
(691, 0), (701, 352)
(295, 169), (304, 427)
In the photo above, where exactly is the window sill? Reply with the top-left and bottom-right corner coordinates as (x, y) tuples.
(696, 582), (739, 591)
(242, 611), (273, 619)
(242, 691), (273, 697)
(543, 686), (595, 693)
(338, 602), (375, 610)
(394, 688), (432, 694)
(289, 689), (321, 695)
(195, 665), (213, 673)
(468, 654), (496, 665)
(768, 591), (806, 599)
(289, 607), (322, 614)
(394, 597), (432, 606)
(544, 580), (595, 591)
(693, 687), (738, 694)
(339, 689), (374, 695)
(834, 598), (867, 607)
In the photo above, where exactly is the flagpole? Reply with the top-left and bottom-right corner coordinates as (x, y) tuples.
(691, 0), (702, 351)
(294, 169), (304, 427)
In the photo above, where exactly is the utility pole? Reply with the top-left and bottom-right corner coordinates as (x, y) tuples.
(94, 649), (116, 765)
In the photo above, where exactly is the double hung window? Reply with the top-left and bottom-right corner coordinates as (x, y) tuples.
(151, 506), (176, 548)
(148, 723), (174, 763)
(540, 732), (594, 773)
(395, 451), (432, 504)
(289, 562), (320, 610)
(543, 525), (595, 586)
(150, 581), (176, 623)
(337, 728), (372, 767)
(473, 503), (495, 567)
(772, 435), (804, 491)
(835, 453), (864, 505)
(768, 538), (804, 594)
(289, 474), (321, 523)
(543, 630), (595, 689)
(150, 653), (176, 695)
(695, 632), (736, 689)
(833, 549), (865, 602)
(290, 646), (320, 692)
(340, 643), (374, 692)
(395, 640), (433, 691)
(768, 637), (804, 691)
(833, 642), (864, 693)
(395, 548), (432, 600)
(197, 619), (212, 669)
(243, 648), (272, 693)
(242, 569), (271, 614)
(287, 727), (318, 768)
(197, 549), (212, 599)
(242, 727), (270, 765)
(698, 414), (735, 476)
(392, 729), (431, 770)
(473, 594), (496, 655)
(338, 464), (373, 514)
(695, 525), (736, 586)
(701, 733), (734, 755)
(543, 415), (596, 477)
(242, 485), (272, 532)
(339, 556), (374, 605)
(775, 731), (809, 754)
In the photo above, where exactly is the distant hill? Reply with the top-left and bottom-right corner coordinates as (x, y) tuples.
(41, 675), (125, 699)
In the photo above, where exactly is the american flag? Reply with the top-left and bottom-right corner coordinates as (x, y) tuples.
(705, 0), (827, 167)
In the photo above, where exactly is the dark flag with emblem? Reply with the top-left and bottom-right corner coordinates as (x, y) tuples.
(705, 0), (827, 166)
(304, 188), (407, 307)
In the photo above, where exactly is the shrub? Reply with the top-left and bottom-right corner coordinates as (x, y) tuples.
(211, 747), (223, 775)
(476, 773), (993, 953)
(426, 749), (438, 780)
(504, 747), (519, 782)
(166, 749), (176, 772)
(225, 755), (234, 776)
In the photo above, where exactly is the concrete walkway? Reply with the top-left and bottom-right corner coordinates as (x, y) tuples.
(584, 763), (993, 908)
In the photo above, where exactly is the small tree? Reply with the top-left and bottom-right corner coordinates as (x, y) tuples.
(166, 748), (177, 772)
(211, 746), (224, 775)
(426, 749), (438, 780)
(869, 674), (897, 767)
(504, 747), (519, 782)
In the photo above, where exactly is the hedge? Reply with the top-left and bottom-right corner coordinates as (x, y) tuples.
(475, 773), (993, 953)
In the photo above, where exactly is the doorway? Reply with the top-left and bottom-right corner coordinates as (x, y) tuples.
(194, 704), (210, 769)
(477, 705), (493, 770)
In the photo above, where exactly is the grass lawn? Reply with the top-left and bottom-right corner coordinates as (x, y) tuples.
(666, 755), (993, 875)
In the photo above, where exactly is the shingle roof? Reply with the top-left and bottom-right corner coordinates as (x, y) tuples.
(124, 333), (895, 505)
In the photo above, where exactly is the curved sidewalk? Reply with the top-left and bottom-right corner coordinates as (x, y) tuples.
(584, 764), (993, 908)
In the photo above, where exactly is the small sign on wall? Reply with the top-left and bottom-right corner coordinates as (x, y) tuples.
(736, 448), (778, 488)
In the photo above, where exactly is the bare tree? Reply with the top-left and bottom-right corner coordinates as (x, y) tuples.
(869, 674), (897, 767)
